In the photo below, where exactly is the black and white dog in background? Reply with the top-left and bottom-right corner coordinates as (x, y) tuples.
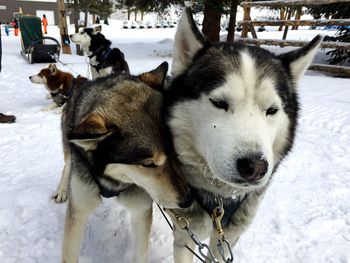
(70, 26), (130, 80)
(164, 8), (323, 262)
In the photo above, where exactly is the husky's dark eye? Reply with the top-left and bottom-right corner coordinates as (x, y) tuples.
(266, 107), (279, 116)
(210, 98), (229, 111)
(141, 163), (157, 168)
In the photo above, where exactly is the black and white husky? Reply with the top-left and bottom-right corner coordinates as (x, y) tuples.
(70, 26), (130, 80)
(164, 9), (322, 262)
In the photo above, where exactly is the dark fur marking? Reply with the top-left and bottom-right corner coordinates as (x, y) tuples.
(85, 30), (130, 75)
(165, 40), (299, 183)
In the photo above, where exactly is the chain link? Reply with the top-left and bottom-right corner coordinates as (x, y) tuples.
(211, 199), (235, 263)
(184, 227), (219, 263)
(163, 203), (235, 263)
(217, 238), (234, 263)
(164, 207), (219, 263)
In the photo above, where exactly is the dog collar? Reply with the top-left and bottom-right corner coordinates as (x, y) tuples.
(190, 186), (247, 227)
(88, 44), (111, 59)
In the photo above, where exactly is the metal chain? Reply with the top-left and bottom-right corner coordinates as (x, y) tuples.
(162, 206), (219, 263)
(157, 197), (235, 263)
(211, 198), (234, 263)
(49, 53), (91, 80)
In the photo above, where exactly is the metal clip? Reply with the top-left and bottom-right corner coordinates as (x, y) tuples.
(164, 208), (189, 230)
(212, 198), (225, 239)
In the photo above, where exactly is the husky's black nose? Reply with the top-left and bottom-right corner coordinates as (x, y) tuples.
(237, 156), (268, 181)
(29, 76), (32, 80)
(179, 194), (193, 208)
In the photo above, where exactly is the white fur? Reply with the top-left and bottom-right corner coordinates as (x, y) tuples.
(171, 11), (204, 76)
(41, 102), (59, 111)
(169, 59), (289, 193)
(70, 29), (114, 80)
(104, 164), (181, 208)
(290, 42), (322, 81)
(29, 75), (45, 84)
(169, 10), (321, 263)
(52, 151), (71, 203)
(70, 29), (92, 56)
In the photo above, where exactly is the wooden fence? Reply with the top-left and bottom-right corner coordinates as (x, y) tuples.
(237, 0), (350, 77)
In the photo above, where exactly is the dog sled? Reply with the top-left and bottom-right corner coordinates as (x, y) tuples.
(19, 16), (61, 64)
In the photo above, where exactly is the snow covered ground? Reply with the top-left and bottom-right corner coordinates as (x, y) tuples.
(0, 22), (349, 263)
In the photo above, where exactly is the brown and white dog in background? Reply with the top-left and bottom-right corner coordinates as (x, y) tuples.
(29, 64), (88, 111)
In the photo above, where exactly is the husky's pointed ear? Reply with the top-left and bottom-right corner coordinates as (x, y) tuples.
(138, 61), (168, 91)
(278, 35), (323, 82)
(172, 8), (206, 77)
(93, 25), (102, 34)
(68, 113), (117, 151)
(49, 64), (57, 74)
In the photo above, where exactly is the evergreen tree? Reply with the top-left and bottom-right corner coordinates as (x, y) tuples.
(324, 28), (350, 65)
(90, 0), (114, 24)
(307, 3), (350, 65)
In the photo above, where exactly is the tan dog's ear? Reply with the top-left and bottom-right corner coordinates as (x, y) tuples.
(138, 61), (168, 92)
(68, 113), (117, 151)
(48, 64), (57, 74)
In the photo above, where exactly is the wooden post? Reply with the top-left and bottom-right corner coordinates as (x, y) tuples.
(241, 6), (250, 38)
(279, 7), (285, 31)
(282, 7), (293, 40)
(57, 0), (71, 54)
(241, 0), (350, 8)
(292, 6), (302, 30)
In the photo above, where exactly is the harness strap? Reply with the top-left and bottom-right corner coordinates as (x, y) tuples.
(72, 146), (131, 198)
(89, 45), (113, 73)
(88, 44), (110, 59)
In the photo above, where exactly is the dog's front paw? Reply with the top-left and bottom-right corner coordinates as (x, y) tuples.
(55, 106), (64, 114)
(42, 103), (58, 111)
(51, 189), (68, 203)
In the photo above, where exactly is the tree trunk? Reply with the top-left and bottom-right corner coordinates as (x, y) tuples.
(134, 11), (137, 21)
(92, 14), (96, 24)
(141, 11), (144, 21)
(202, 0), (223, 42)
(73, 1), (83, 56)
(128, 9), (131, 20)
(84, 10), (88, 27)
(227, 0), (239, 42)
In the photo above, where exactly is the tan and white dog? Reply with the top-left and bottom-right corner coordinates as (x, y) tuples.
(54, 62), (192, 263)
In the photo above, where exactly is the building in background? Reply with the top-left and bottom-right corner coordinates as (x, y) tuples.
(0, 0), (58, 25)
